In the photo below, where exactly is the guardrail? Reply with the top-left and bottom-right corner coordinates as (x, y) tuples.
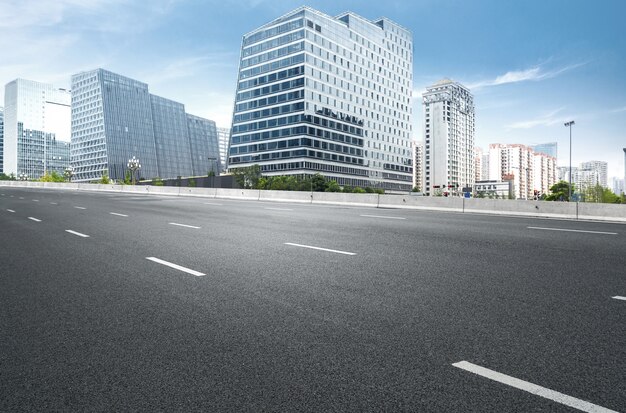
(2, 181), (625, 222)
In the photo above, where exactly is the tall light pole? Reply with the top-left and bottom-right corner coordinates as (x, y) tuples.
(564, 120), (575, 201)
(127, 156), (141, 185)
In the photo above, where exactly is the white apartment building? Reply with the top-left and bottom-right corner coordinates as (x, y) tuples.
(422, 79), (475, 195)
(488, 143), (556, 199)
(412, 140), (423, 191)
(579, 160), (607, 188)
(3, 79), (71, 178)
(229, 7), (414, 191)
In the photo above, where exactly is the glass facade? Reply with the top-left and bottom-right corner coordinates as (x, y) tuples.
(217, 127), (230, 172)
(229, 7), (413, 190)
(531, 142), (557, 159)
(187, 114), (220, 175)
(150, 95), (193, 179)
(2, 79), (71, 179)
(71, 69), (218, 182)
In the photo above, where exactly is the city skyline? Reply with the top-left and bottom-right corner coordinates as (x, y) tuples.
(1, 0), (624, 178)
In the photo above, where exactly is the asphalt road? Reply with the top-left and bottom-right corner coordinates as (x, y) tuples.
(1, 187), (624, 412)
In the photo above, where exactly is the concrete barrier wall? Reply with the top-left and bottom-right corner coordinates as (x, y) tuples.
(2, 181), (625, 222)
(259, 190), (312, 203)
(215, 188), (260, 200)
(312, 192), (379, 207)
(579, 202), (626, 221)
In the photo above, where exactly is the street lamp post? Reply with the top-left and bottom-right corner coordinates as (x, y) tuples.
(18, 173), (28, 181)
(564, 120), (575, 201)
(127, 156), (141, 185)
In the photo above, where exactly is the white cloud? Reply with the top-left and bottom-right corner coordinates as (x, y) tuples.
(467, 62), (587, 90)
(506, 108), (571, 129)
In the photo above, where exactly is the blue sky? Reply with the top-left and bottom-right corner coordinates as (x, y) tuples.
(2, 0), (625, 178)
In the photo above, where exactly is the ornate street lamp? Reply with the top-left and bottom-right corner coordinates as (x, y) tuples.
(127, 156), (141, 185)
(64, 166), (74, 182)
(18, 173), (28, 181)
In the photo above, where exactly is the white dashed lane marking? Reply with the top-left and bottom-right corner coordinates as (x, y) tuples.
(453, 361), (619, 413)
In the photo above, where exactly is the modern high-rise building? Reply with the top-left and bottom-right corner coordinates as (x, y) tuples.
(71, 69), (219, 182)
(531, 142), (557, 159)
(217, 127), (230, 172)
(228, 6), (414, 191)
(0, 107), (4, 174)
(579, 160), (608, 188)
(423, 79), (475, 195)
(3, 79), (71, 179)
(412, 140), (423, 191)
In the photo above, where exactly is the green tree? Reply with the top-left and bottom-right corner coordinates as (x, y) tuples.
(97, 172), (111, 184)
(39, 171), (65, 182)
(231, 165), (262, 189)
(583, 184), (621, 203)
(188, 178), (196, 188)
(0, 173), (16, 181)
(310, 173), (326, 192)
(545, 180), (575, 201)
(152, 177), (164, 186)
(325, 180), (340, 192)
(352, 186), (366, 193)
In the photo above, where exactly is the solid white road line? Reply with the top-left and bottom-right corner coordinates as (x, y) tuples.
(169, 222), (201, 229)
(146, 257), (205, 276)
(50, 202), (58, 205)
(7, 209), (15, 213)
(65, 230), (90, 238)
(28, 217), (41, 222)
(452, 361), (618, 413)
(265, 207), (294, 211)
(360, 214), (406, 220)
(204, 202), (224, 206)
(284, 242), (356, 256)
(109, 212), (128, 217)
(33, 199), (39, 202)
(527, 226), (617, 235)
(74, 206), (86, 210)
(612, 296), (626, 301)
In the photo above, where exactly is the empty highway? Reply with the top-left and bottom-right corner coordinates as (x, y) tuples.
(1, 187), (624, 412)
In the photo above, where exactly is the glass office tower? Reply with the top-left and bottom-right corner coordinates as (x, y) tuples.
(229, 7), (413, 190)
(3, 79), (71, 179)
(71, 69), (219, 182)
(188, 114), (220, 175)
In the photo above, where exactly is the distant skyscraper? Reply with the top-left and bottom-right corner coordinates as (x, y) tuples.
(0, 107), (4, 174)
(423, 79), (475, 195)
(71, 69), (219, 182)
(610, 176), (624, 196)
(412, 141), (423, 191)
(217, 127), (230, 172)
(623, 148), (625, 190)
(3, 79), (71, 179)
(474, 147), (484, 182)
(229, 6), (414, 191)
(531, 142), (557, 159)
(579, 160), (608, 188)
